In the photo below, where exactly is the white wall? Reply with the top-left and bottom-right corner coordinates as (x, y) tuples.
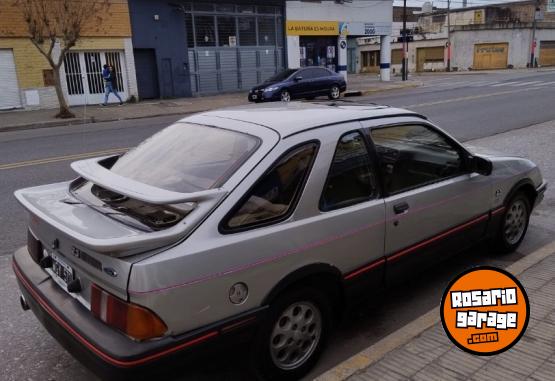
(451, 28), (530, 70)
(286, 0), (392, 23)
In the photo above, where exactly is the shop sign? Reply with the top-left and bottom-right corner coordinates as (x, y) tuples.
(286, 21), (339, 36)
(339, 22), (392, 36)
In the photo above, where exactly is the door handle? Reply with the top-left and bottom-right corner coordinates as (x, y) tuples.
(393, 202), (410, 215)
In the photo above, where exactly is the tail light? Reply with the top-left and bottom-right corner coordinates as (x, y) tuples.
(90, 284), (167, 341)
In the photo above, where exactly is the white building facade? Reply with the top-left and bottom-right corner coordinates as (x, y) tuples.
(285, 0), (393, 80)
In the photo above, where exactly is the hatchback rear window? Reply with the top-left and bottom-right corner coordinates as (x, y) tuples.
(110, 123), (260, 193)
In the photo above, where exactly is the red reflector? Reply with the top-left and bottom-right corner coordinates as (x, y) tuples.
(27, 229), (43, 264)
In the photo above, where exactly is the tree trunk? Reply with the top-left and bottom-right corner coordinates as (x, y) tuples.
(52, 66), (74, 119)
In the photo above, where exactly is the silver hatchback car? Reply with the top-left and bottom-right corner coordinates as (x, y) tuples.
(13, 102), (546, 380)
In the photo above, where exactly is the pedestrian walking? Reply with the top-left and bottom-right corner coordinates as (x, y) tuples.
(102, 64), (124, 106)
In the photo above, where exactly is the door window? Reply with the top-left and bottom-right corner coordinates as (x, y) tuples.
(370, 125), (464, 195)
(321, 132), (377, 211)
(224, 142), (318, 230)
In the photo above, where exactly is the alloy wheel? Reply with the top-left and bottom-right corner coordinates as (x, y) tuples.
(281, 90), (291, 102)
(504, 199), (528, 245)
(269, 301), (322, 370)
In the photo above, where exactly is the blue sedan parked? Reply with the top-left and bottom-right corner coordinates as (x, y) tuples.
(248, 67), (347, 103)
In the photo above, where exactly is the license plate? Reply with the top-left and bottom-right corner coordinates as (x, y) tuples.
(51, 252), (74, 287)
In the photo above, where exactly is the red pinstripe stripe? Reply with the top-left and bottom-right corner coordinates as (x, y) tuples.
(388, 214), (489, 263)
(12, 260), (218, 368)
(344, 258), (386, 280)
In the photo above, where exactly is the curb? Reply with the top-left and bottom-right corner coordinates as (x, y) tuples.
(314, 239), (555, 381)
(355, 81), (422, 96)
(0, 83), (423, 133)
(0, 109), (205, 134)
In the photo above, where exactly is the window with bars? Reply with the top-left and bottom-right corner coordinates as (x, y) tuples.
(218, 16), (237, 46)
(238, 16), (256, 46)
(64, 52), (84, 95)
(258, 17), (276, 46)
(195, 15), (216, 47)
(85, 52), (104, 94)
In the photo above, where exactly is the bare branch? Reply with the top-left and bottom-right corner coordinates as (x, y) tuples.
(14, 0), (111, 117)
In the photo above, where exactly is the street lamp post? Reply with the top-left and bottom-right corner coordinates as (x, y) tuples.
(402, 0), (408, 80)
(447, 0), (451, 72)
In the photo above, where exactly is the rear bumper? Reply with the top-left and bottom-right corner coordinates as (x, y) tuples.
(13, 246), (265, 380)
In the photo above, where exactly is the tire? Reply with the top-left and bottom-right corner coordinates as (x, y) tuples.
(328, 85), (340, 100)
(492, 192), (531, 254)
(281, 89), (291, 102)
(251, 287), (332, 381)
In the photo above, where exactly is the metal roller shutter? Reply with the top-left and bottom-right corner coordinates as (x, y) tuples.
(540, 41), (555, 67)
(416, 47), (444, 72)
(0, 49), (21, 110)
(473, 43), (508, 70)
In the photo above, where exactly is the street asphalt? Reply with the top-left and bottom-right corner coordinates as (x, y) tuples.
(0, 69), (554, 381)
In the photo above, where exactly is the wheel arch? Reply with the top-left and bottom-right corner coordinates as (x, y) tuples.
(261, 263), (345, 321)
(504, 178), (537, 208)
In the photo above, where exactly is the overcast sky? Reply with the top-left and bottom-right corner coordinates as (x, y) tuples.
(393, 0), (527, 9)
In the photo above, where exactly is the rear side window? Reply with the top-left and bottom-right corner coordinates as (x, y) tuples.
(320, 131), (377, 211)
(224, 142), (318, 231)
(315, 68), (331, 77)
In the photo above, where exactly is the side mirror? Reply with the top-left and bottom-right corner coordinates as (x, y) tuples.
(294, 75), (303, 82)
(468, 155), (492, 176)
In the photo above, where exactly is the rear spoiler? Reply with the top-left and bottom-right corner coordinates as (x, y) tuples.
(70, 156), (227, 205)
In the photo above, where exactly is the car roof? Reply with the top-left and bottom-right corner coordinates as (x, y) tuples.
(185, 102), (425, 138)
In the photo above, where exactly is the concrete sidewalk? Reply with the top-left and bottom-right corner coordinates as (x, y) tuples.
(0, 75), (420, 133)
(316, 241), (555, 381)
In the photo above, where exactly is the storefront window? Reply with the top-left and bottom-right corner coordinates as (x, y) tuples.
(218, 16), (237, 47)
(258, 17), (276, 46)
(195, 15), (216, 47)
(238, 17), (257, 46)
(299, 36), (338, 71)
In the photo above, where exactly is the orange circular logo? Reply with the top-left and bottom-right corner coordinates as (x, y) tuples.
(440, 266), (529, 355)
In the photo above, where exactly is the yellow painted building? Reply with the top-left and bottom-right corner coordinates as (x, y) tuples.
(0, 0), (138, 109)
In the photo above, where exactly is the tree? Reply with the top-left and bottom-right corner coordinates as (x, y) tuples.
(15, 0), (109, 118)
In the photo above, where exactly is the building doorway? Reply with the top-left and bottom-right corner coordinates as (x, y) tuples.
(299, 36), (338, 72)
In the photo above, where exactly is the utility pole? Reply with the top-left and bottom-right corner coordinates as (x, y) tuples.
(402, 0), (408, 80)
(530, 0), (540, 67)
(447, 0), (451, 72)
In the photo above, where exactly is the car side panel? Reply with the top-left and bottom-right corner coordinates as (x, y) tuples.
(382, 173), (492, 282)
(128, 122), (386, 335)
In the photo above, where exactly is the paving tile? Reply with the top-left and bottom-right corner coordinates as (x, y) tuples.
(413, 362), (465, 381)
(435, 348), (487, 376)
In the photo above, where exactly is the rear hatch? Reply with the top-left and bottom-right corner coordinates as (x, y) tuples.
(14, 120), (265, 308)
